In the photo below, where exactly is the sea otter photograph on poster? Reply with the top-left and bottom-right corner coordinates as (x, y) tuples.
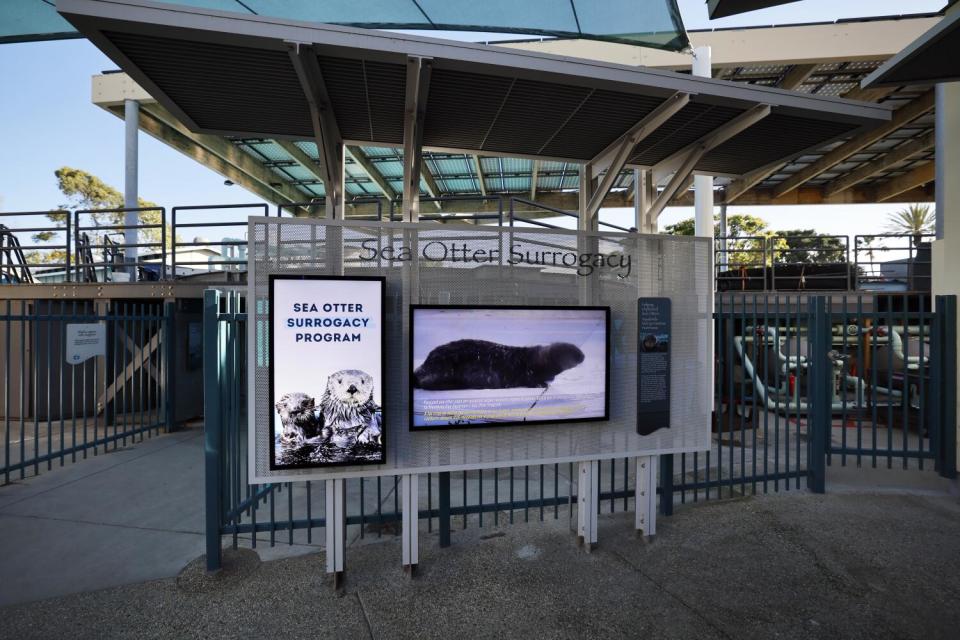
(410, 306), (609, 430)
(270, 275), (385, 469)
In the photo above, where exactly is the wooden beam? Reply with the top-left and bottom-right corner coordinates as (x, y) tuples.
(823, 131), (935, 196)
(772, 89), (935, 198)
(586, 93), (691, 217)
(842, 86), (894, 102)
(136, 106), (307, 210)
(779, 63), (818, 90)
(707, 183), (933, 207)
(723, 159), (789, 203)
(472, 155), (487, 196)
(653, 104), (771, 184)
(723, 82), (897, 204)
(345, 146), (397, 201)
(873, 162), (935, 202)
(420, 157), (443, 209)
(276, 140), (324, 182)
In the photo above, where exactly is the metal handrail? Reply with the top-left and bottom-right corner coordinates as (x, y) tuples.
(74, 207), (167, 281)
(171, 203), (268, 277)
(0, 210), (71, 281)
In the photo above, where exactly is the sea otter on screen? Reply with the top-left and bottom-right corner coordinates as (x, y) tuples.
(413, 339), (585, 390)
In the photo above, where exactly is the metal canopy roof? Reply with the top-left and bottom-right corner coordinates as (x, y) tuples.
(862, 8), (960, 88)
(707, 0), (801, 19)
(60, 0), (890, 191)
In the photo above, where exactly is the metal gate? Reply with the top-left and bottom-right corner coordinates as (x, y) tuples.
(0, 299), (173, 483)
(203, 290), (957, 567)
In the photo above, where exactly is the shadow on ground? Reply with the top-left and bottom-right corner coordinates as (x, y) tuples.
(2, 490), (959, 640)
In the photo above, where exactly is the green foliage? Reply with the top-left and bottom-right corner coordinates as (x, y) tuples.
(665, 214), (778, 267)
(773, 229), (847, 264)
(29, 167), (172, 263)
(885, 204), (934, 239)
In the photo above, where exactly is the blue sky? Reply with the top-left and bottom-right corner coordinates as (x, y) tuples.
(0, 0), (946, 237)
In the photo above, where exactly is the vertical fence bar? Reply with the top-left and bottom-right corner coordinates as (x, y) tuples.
(807, 297), (829, 494)
(438, 470), (451, 548)
(164, 301), (176, 432)
(3, 300), (9, 485)
(203, 290), (223, 572)
(658, 454), (674, 516)
(938, 296), (957, 479)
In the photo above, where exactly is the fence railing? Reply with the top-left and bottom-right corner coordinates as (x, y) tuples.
(203, 290), (956, 569)
(0, 205), (939, 291)
(716, 234), (932, 293)
(0, 300), (174, 483)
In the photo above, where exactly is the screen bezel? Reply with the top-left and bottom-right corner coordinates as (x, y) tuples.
(268, 273), (387, 469)
(408, 304), (611, 432)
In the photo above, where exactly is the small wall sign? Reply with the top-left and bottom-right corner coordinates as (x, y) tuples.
(65, 323), (106, 364)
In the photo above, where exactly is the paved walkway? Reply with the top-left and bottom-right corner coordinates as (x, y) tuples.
(2, 485), (960, 638)
(2, 427), (959, 638)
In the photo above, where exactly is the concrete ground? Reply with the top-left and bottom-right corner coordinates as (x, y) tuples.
(2, 426), (959, 639)
(2, 490), (960, 639)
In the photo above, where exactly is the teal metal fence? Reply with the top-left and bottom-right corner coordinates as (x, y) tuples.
(203, 290), (957, 569)
(0, 299), (173, 483)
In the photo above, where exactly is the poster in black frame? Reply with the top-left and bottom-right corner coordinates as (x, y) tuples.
(409, 304), (611, 431)
(268, 274), (386, 469)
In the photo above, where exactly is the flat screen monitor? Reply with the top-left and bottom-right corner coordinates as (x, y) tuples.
(410, 305), (610, 430)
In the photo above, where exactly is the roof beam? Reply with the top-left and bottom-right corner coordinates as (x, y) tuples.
(653, 104), (772, 185)
(276, 139), (325, 183)
(585, 93), (691, 218)
(842, 86), (894, 103)
(778, 63), (818, 90)
(823, 131), (935, 196)
(288, 42), (343, 219)
(135, 107), (308, 213)
(650, 148), (705, 220)
(138, 104), (309, 208)
(345, 146), (397, 201)
(401, 56), (432, 221)
(723, 81), (893, 204)
(590, 92), (690, 175)
(472, 155), (487, 196)
(873, 162), (935, 202)
(722, 158), (787, 203)
(772, 88), (935, 198)
(420, 156), (443, 209)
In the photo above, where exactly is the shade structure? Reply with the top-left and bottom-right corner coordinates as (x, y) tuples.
(707, 0), (801, 19)
(862, 6), (960, 88)
(58, 0), (890, 186)
(3, 0), (689, 49)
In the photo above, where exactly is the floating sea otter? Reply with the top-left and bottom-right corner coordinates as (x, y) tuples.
(413, 339), (585, 390)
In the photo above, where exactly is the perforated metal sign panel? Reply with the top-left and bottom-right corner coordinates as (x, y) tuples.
(248, 218), (711, 483)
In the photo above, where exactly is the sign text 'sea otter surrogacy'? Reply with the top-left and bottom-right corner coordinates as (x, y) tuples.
(270, 275), (385, 469)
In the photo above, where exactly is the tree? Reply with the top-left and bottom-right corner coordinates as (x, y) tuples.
(665, 214), (779, 267)
(773, 229), (847, 264)
(30, 167), (171, 264)
(885, 203), (934, 244)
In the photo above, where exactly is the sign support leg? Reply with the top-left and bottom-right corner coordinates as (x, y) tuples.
(635, 455), (658, 540)
(401, 473), (419, 574)
(576, 460), (599, 551)
(325, 478), (346, 588)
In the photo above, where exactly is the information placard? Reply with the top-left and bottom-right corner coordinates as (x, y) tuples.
(269, 275), (386, 469)
(65, 323), (105, 364)
(637, 298), (671, 436)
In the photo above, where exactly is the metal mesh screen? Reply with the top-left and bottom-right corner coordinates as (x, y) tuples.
(249, 218), (711, 482)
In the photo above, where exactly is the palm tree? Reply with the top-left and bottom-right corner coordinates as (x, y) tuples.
(885, 204), (935, 245)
